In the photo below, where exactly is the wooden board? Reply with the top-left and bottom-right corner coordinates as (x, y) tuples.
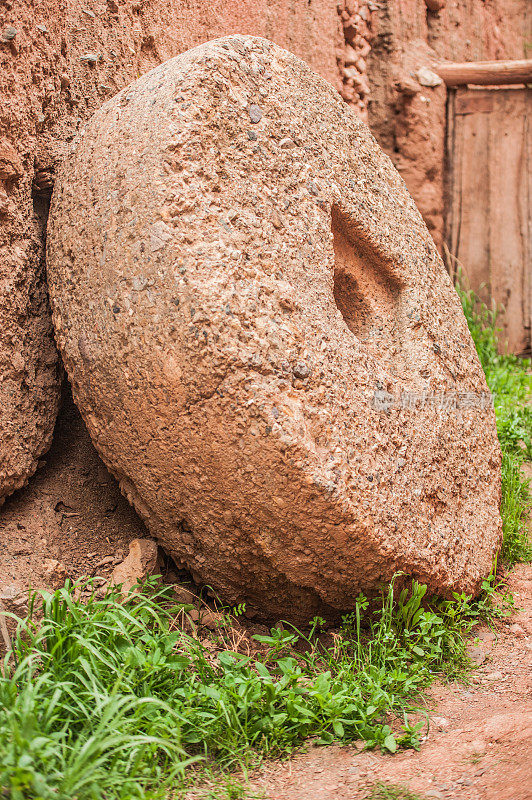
(446, 87), (531, 355)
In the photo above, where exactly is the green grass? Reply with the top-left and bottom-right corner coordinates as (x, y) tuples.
(0, 279), (530, 799)
(366, 783), (428, 800)
(0, 572), (511, 799)
(456, 278), (532, 564)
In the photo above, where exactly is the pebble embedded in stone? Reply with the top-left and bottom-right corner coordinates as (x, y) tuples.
(248, 104), (263, 124)
(416, 66), (443, 87)
(80, 52), (100, 63)
(2, 27), (17, 41)
(293, 362), (311, 379)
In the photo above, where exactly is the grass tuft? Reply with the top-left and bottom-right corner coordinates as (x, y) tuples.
(456, 276), (532, 564)
(366, 783), (429, 800)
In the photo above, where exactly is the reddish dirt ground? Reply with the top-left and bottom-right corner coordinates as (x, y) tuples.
(0, 392), (147, 629)
(252, 563), (532, 800)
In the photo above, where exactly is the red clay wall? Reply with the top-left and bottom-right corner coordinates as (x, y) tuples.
(357, 0), (528, 248)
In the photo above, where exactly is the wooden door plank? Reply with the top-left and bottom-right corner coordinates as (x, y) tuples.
(453, 93), (491, 303)
(487, 90), (528, 353)
(445, 89), (461, 265)
(526, 88), (532, 355)
(446, 87), (531, 354)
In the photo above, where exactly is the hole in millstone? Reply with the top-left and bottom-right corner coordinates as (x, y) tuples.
(331, 205), (404, 359)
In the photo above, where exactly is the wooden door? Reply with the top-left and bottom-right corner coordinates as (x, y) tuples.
(446, 86), (531, 355)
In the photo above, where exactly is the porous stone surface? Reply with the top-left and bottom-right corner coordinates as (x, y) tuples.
(47, 35), (502, 621)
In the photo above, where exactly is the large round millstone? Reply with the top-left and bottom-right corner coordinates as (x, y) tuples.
(47, 35), (501, 621)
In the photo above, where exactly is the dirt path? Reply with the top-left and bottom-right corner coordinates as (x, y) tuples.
(252, 564), (532, 800)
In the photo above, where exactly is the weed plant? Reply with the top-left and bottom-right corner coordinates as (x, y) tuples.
(366, 783), (429, 800)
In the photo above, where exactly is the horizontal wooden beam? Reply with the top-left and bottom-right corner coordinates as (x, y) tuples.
(436, 59), (532, 87)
